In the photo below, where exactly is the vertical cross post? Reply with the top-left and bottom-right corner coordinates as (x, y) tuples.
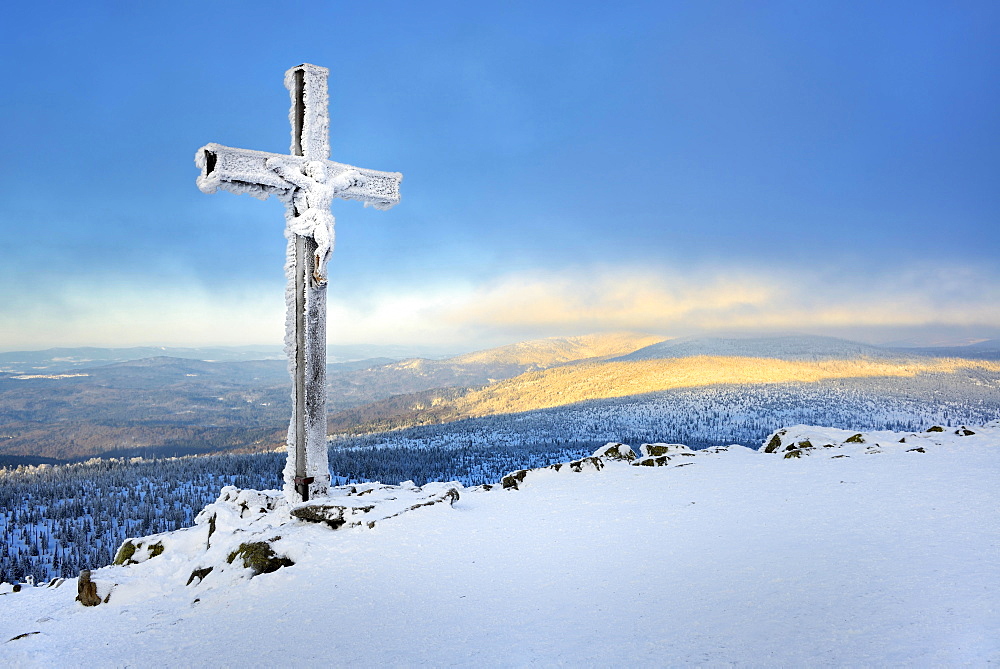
(286, 64), (331, 502)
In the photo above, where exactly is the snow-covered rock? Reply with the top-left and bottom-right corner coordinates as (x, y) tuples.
(639, 442), (692, 457)
(632, 454), (670, 467)
(631, 442), (699, 466)
(501, 456), (605, 490)
(761, 422), (1000, 458)
(593, 442), (636, 461)
(78, 480), (465, 609)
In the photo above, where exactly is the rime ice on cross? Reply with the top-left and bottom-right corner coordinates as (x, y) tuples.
(195, 64), (402, 502)
(267, 158), (363, 284)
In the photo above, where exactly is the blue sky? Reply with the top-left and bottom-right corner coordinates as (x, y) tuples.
(1, 0), (997, 351)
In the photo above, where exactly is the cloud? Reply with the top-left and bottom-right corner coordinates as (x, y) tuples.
(436, 268), (775, 332)
(2, 262), (998, 351)
(0, 280), (286, 350)
(362, 263), (1000, 344)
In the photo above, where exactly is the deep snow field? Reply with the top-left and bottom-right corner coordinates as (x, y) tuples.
(1, 422), (998, 667)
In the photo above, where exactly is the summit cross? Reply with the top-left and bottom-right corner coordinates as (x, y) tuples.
(195, 64), (402, 503)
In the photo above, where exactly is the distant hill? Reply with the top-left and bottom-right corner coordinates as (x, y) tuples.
(0, 346), (285, 374)
(893, 339), (1000, 361)
(0, 343), (457, 375)
(0, 354), (418, 461)
(614, 334), (905, 362)
(451, 333), (666, 367)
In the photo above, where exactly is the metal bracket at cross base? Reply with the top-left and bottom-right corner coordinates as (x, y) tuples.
(294, 477), (315, 502)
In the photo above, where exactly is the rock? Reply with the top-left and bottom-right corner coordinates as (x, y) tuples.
(501, 469), (529, 490)
(504, 457), (604, 491)
(206, 512), (217, 549)
(956, 427), (976, 436)
(76, 570), (101, 607)
(114, 538), (166, 566)
(113, 540), (136, 565)
(290, 503), (374, 530)
(195, 487), (288, 540)
(764, 430), (787, 453)
(567, 456), (604, 472)
(290, 484), (460, 529)
(771, 438), (814, 456)
(551, 458), (607, 472)
(845, 433), (865, 443)
(593, 443), (636, 461)
(640, 443), (691, 457)
(406, 487), (460, 509)
(926, 425), (945, 432)
(186, 567), (213, 586)
(632, 455), (670, 467)
(227, 542), (294, 577)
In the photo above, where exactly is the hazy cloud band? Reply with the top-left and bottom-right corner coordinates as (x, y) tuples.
(2, 263), (998, 350)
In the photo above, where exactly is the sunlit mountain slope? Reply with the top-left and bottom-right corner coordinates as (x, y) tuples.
(454, 355), (1000, 417)
(330, 335), (1000, 432)
(323, 335), (1000, 434)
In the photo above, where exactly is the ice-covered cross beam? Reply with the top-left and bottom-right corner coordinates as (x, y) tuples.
(194, 64), (402, 504)
(195, 146), (401, 210)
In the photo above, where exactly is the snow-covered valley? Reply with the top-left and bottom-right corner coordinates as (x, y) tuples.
(2, 422), (997, 666)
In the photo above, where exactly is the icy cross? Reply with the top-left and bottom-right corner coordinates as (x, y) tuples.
(195, 64), (402, 502)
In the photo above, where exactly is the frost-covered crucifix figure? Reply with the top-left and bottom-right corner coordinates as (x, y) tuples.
(195, 64), (402, 502)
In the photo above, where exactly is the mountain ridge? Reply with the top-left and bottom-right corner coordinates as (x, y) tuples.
(614, 334), (904, 362)
(3, 333), (999, 461)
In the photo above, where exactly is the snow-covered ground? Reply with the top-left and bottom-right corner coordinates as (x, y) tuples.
(1, 423), (998, 667)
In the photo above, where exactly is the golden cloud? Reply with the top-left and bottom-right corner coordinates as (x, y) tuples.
(429, 265), (1000, 336)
